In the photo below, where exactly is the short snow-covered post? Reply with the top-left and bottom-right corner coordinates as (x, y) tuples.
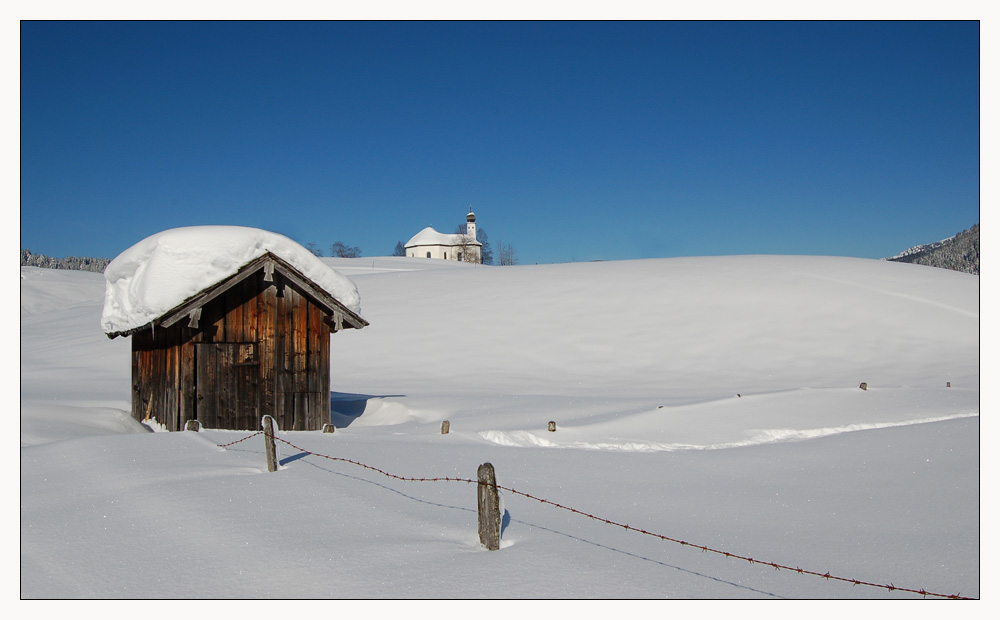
(322, 423), (335, 433)
(185, 420), (201, 432)
(477, 463), (501, 551)
(262, 415), (278, 473)
(548, 421), (556, 432)
(441, 420), (450, 434)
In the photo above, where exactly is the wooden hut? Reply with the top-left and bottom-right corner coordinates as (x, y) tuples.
(105, 250), (368, 431)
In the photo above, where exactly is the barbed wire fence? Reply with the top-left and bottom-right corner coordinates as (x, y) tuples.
(202, 417), (973, 600)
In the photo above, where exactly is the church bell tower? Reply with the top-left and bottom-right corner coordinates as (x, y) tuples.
(466, 207), (477, 240)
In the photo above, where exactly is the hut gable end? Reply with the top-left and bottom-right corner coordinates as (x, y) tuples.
(155, 253), (368, 335)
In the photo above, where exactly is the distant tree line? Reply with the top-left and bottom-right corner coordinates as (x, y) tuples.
(304, 241), (363, 258)
(330, 241), (362, 258)
(886, 224), (979, 275)
(20, 249), (110, 273)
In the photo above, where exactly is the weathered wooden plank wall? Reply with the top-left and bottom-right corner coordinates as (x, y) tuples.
(179, 328), (196, 430)
(310, 302), (331, 430)
(132, 326), (185, 432)
(275, 278), (294, 430)
(260, 281), (277, 428)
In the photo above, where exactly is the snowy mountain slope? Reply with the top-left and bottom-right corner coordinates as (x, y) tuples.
(885, 223), (979, 275)
(20, 256), (979, 599)
(885, 234), (958, 260)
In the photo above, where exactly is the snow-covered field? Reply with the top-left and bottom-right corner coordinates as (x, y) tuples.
(20, 255), (980, 599)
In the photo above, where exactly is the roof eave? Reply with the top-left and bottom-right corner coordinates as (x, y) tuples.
(104, 252), (368, 339)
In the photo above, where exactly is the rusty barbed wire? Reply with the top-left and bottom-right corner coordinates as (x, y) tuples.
(486, 483), (972, 600)
(275, 436), (475, 484)
(214, 430), (263, 448)
(214, 431), (971, 600)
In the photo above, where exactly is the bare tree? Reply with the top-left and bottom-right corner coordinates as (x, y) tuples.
(453, 234), (482, 263)
(456, 225), (492, 264)
(304, 242), (323, 257)
(497, 240), (518, 266)
(330, 241), (362, 258)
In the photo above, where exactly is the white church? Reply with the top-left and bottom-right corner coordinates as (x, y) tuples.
(404, 209), (482, 263)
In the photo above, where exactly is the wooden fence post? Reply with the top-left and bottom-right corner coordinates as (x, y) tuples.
(477, 462), (501, 551)
(441, 420), (450, 434)
(185, 420), (201, 432)
(262, 415), (278, 473)
(322, 423), (335, 433)
(548, 421), (556, 432)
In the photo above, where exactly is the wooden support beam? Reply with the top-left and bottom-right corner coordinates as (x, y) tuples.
(187, 307), (202, 329)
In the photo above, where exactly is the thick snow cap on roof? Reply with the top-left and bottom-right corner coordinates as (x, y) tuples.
(405, 226), (481, 248)
(101, 226), (363, 335)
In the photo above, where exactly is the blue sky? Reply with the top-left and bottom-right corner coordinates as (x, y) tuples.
(20, 21), (980, 264)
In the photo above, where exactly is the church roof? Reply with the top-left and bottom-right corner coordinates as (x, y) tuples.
(405, 226), (481, 248)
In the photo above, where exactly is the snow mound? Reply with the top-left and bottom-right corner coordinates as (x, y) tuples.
(20, 267), (107, 315)
(100, 226), (363, 335)
(20, 403), (149, 447)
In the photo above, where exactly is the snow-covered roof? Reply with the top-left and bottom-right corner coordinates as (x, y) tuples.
(404, 226), (481, 248)
(101, 226), (363, 335)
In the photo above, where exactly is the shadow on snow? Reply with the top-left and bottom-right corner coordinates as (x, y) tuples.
(329, 391), (405, 428)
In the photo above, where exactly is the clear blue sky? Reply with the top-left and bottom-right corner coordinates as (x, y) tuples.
(20, 21), (980, 264)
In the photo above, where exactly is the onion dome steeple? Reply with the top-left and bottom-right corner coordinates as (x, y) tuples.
(466, 206), (477, 240)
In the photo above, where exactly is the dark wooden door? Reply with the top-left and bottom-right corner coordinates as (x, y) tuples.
(195, 342), (262, 430)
